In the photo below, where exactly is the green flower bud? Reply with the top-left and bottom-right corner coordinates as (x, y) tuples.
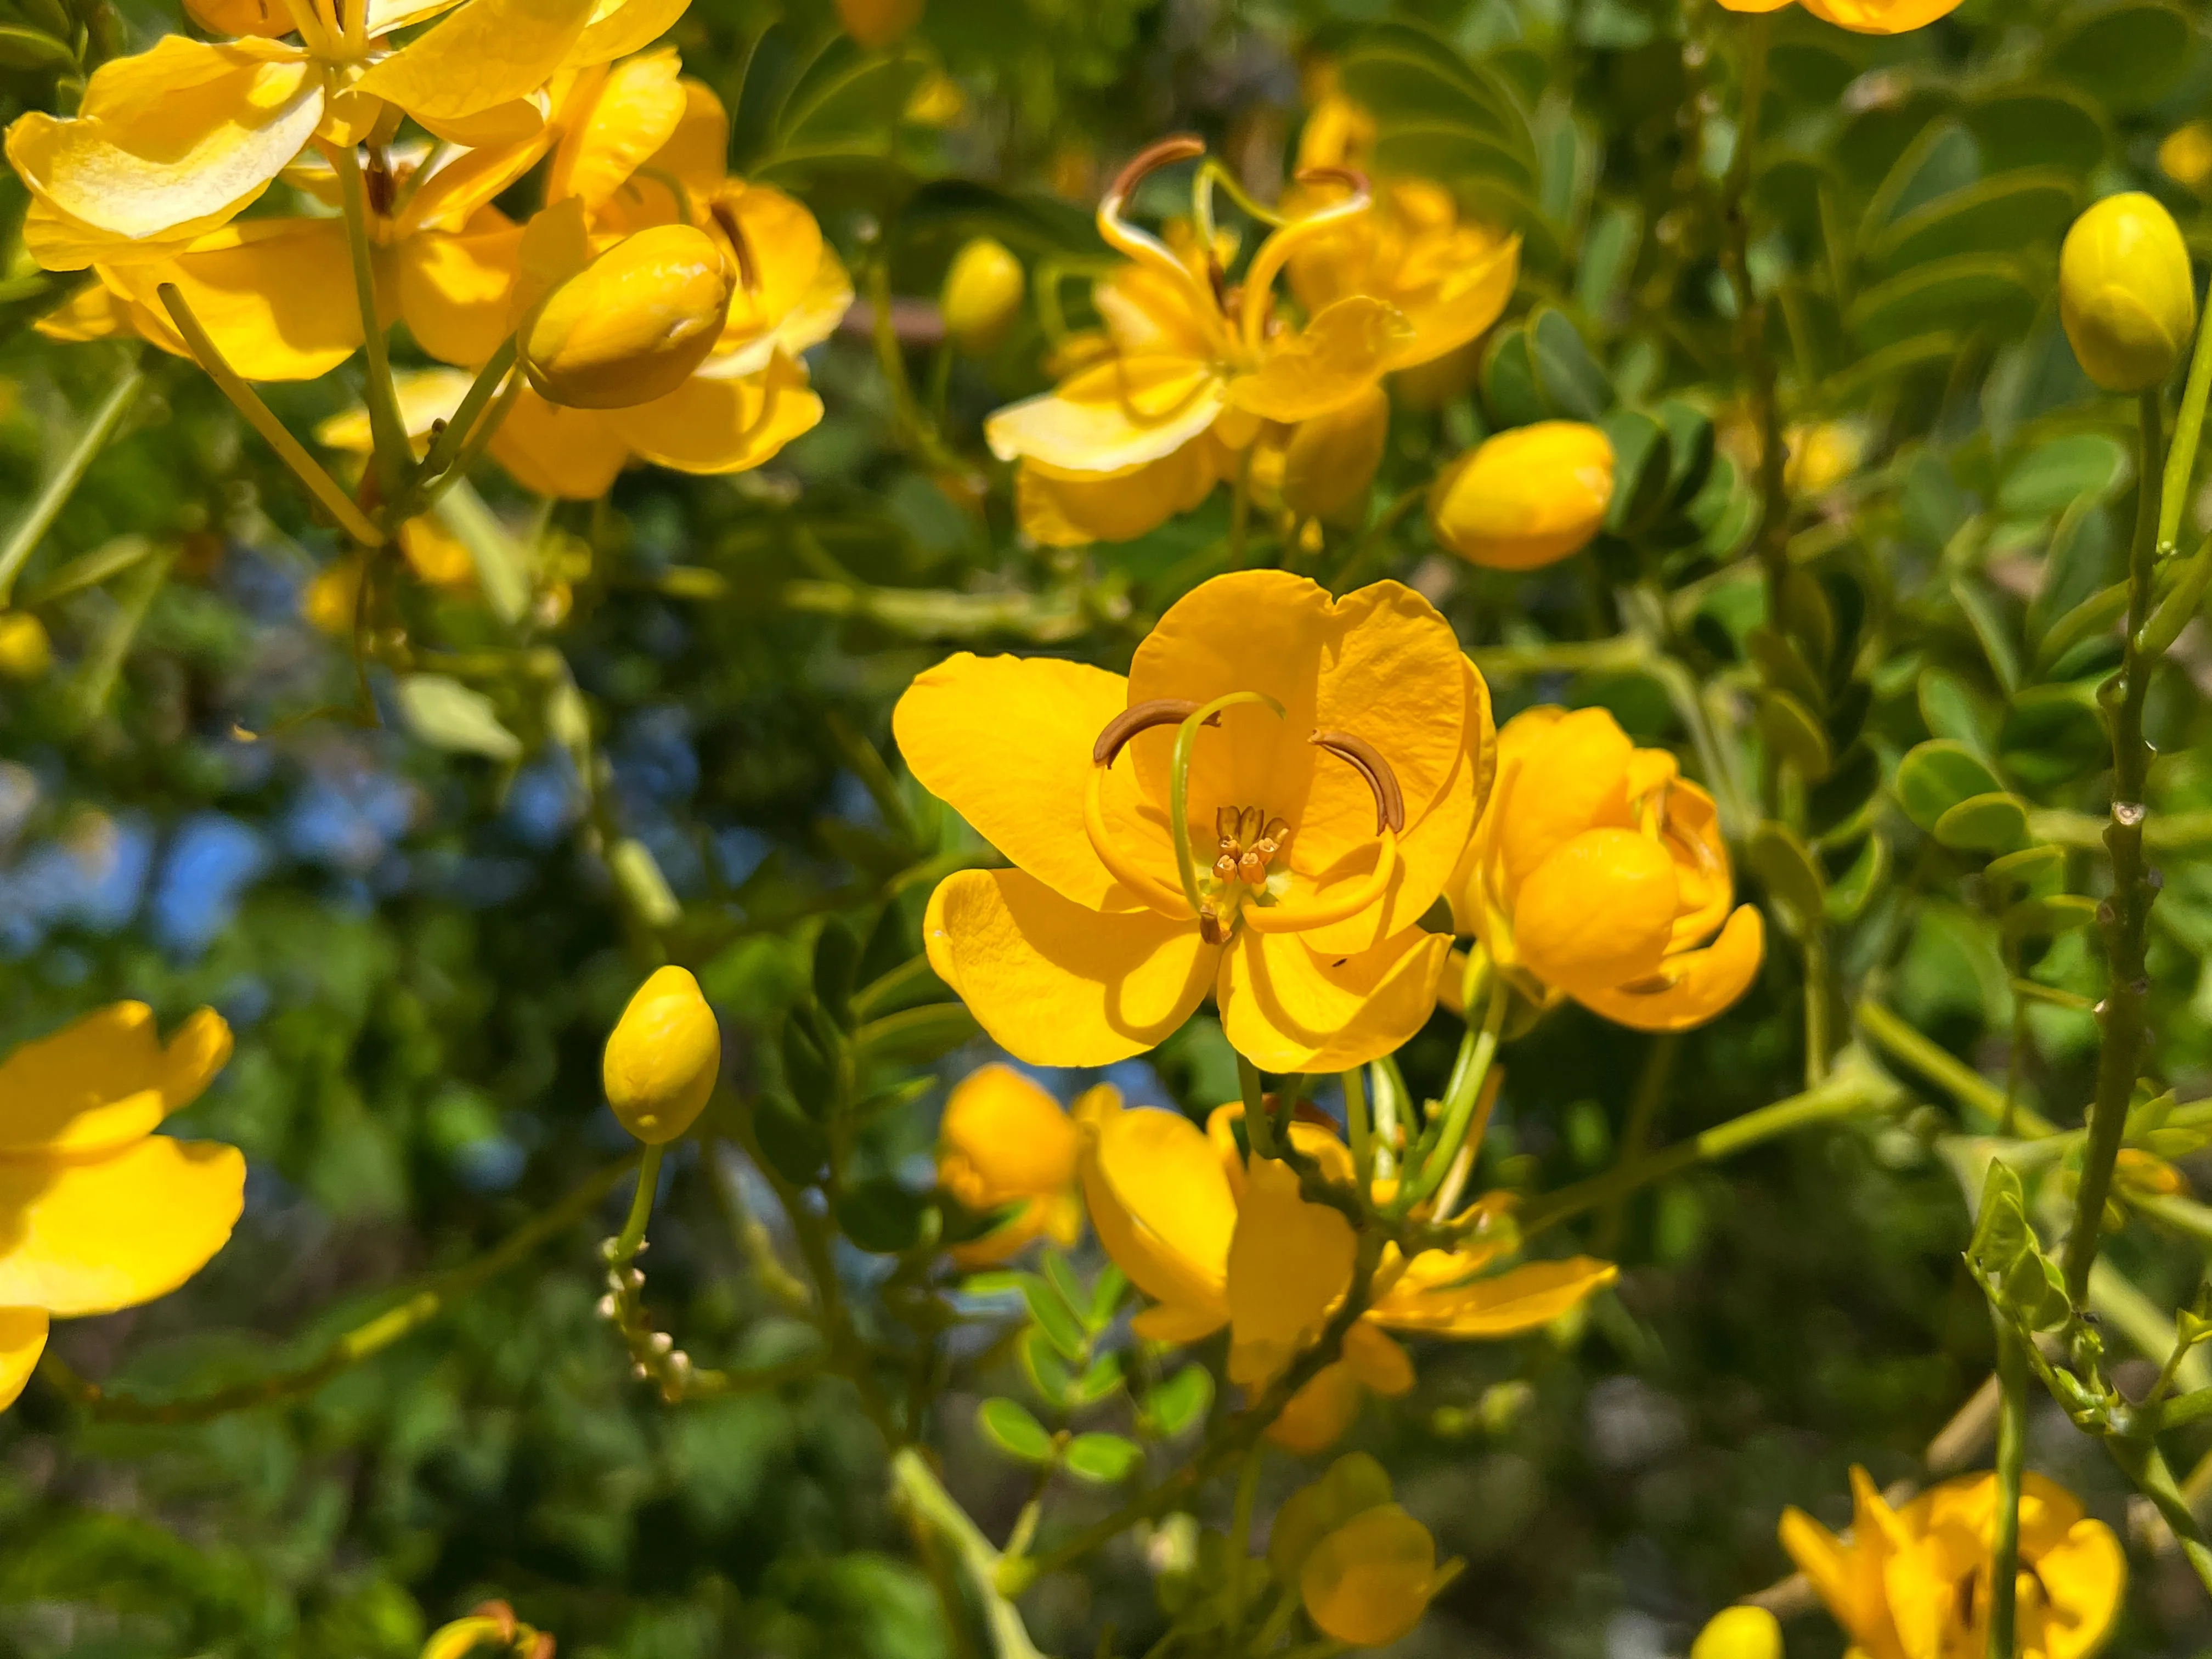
(2060, 193), (2197, 394)
(940, 236), (1025, 354)
(521, 225), (733, 410)
(603, 966), (720, 1144)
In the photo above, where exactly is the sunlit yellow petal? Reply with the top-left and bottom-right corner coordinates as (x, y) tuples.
(103, 217), (368, 381)
(1798, 0), (1961, 27)
(488, 385), (628, 498)
(1573, 905), (1764, 1032)
(1342, 1316), (1414, 1395)
(1490, 706), (1637, 895)
(1017, 441), (1220, 546)
(1227, 1153), (1355, 1387)
(1080, 1095), (1234, 1321)
(603, 351), (822, 473)
(2030, 1512), (2124, 1659)
(547, 48), (686, 210)
(357, 0), (597, 126)
(986, 354), (1227, 475)
(0, 1003), (231, 1159)
(317, 366), (473, 454)
(1218, 924), (1450, 1073)
(1371, 1256), (1616, 1335)
(924, 868), (1215, 1066)
(1514, 828), (1678, 998)
(407, 91), (551, 150)
(938, 1064), (1079, 1207)
(1225, 295), (1408, 424)
(0, 1307), (44, 1409)
(0, 1136), (245, 1316)
(35, 278), (136, 344)
(397, 218), (523, 369)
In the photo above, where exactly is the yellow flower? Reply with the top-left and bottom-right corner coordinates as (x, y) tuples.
(940, 236), (1025, 354)
(1782, 1468), (2124, 1659)
(836, 0), (922, 49)
(421, 1600), (554, 1659)
(1270, 1454), (1442, 1647)
(1715, 0), (1963, 31)
(0, 1002), (245, 1409)
(987, 136), (1429, 547)
(2161, 122), (2212, 192)
(1077, 1092), (1614, 1449)
(936, 1065), (1087, 1266)
(2060, 193), (2196, 395)
(1451, 706), (1763, 1032)
(1785, 420), (1863, 496)
(897, 571), (1493, 1072)
(603, 966), (719, 1144)
(1430, 422), (1615, 572)
(520, 223), (733, 407)
(0, 612), (52, 680)
(1691, 1606), (1781, 1659)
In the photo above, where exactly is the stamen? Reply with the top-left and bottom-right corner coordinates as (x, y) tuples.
(710, 200), (761, 294)
(1310, 730), (1406, 833)
(1238, 169), (1375, 356)
(1093, 699), (1218, 768)
(1096, 135), (1232, 354)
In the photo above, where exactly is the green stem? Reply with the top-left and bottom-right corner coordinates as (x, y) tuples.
(2105, 1438), (2212, 1601)
(0, 355), (144, 607)
(1239, 1053), (1282, 1160)
(1720, 10), (1785, 601)
(1802, 928), (1831, 1088)
(1329, 489), (1424, 593)
(332, 139), (409, 499)
(1985, 1323), (2028, 1659)
(2062, 391), (2166, 1306)
(42, 1156), (634, 1424)
(1228, 447), (1255, 569)
(1344, 1065), (1374, 1181)
(891, 1449), (1049, 1659)
(1170, 691), (1284, 917)
(2159, 266), (2212, 554)
(1403, 978), (1508, 1211)
(410, 337), (517, 498)
(1595, 1034), (1679, 1255)
(613, 1143), (665, 1263)
(1856, 997), (2060, 1137)
(1224, 1443), (1266, 1640)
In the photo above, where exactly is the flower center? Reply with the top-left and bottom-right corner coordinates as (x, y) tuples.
(1211, 806), (1290, 890)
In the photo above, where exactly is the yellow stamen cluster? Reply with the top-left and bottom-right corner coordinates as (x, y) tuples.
(1212, 805), (1290, 889)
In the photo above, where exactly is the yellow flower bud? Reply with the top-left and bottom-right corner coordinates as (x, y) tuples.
(521, 226), (735, 411)
(2059, 193), (2197, 394)
(1298, 1503), (1439, 1648)
(0, 612), (52, 680)
(940, 237), (1025, 354)
(1691, 1606), (1781, 1659)
(836, 0), (921, 49)
(603, 966), (720, 1144)
(1283, 385), (1389, 523)
(2162, 123), (2212, 192)
(1429, 420), (1613, 571)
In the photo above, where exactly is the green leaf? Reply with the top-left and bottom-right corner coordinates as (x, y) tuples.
(1599, 409), (1671, 536)
(1933, 792), (2032, 855)
(2000, 685), (2107, 791)
(1894, 739), (2005, 831)
(1916, 667), (1996, 756)
(2032, 582), (2128, 671)
(781, 1013), (838, 1118)
(1808, 742), (1882, 844)
(1656, 400), (1716, 506)
(1999, 433), (2128, 518)
(1967, 1159), (2071, 1331)
(1756, 689), (1832, 780)
(1068, 1352), (1125, 1408)
(1863, 171), (2080, 280)
(1019, 1328), (1073, 1406)
(1087, 1265), (1127, 1331)
(1481, 328), (1544, 427)
(1062, 1433), (1142, 1485)
(853, 1002), (979, 1066)
(1746, 625), (1826, 712)
(1023, 1276), (1088, 1363)
(1041, 1251), (1088, 1327)
(1748, 821), (1826, 931)
(2046, 1), (2191, 109)
(1847, 256), (2040, 352)
(834, 1178), (927, 1254)
(976, 1397), (1056, 1465)
(2002, 893), (2100, 944)
(1147, 1364), (1213, 1437)
(0, 23), (73, 68)
(1966, 86), (2109, 174)
(754, 1093), (828, 1186)
(1985, 844), (2066, 896)
(1825, 831), (1889, 926)
(812, 921), (860, 1028)
(1528, 308), (1613, 421)
(394, 675), (521, 762)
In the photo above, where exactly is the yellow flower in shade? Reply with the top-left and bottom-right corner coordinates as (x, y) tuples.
(1077, 1092), (1614, 1450)
(935, 1065), (1088, 1266)
(2161, 123), (2212, 192)
(1451, 706), (1763, 1032)
(1270, 1454), (1443, 1648)
(940, 237), (1026, 354)
(988, 136), (1437, 547)
(1782, 1468), (2124, 1659)
(603, 966), (719, 1144)
(836, 0), (921, 49)
(1714, 0), (1962, 31)
(896, 571), (1494, 1073)
(1691, 1606), (1781, 1659)
(1430, 422), (1615, 572)
(0, 612), (52, 680)
(2060, 193), (2197, 396)
(0, 1003), (245, 1409)
(421, 1600), (554, 1659)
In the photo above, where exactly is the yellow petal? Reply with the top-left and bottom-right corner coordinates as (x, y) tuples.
(924, 868), (1215, 1066)
(571, 0), (692, 65)
(1386, 227), (1520, 370)
(939, 1064), (1079, 1206)
(357, 0), (597, 125)
(1371, 1255), (1617, 1335)
(36, 278), (137, 344)
(1486, 706), (1637, 895)
(1016, 441), (1220, 546)
(0, 1136), (245, 1316)
(103, 216), (368, 381)
(488, 385), (628, 498)
(4, 37), (319, 249)
(892, 652), (1175, 913)
(1266, 1358), (1363, 1453)
(1716, 0), (1795, 8)
(1573, 905), (1764, 1032)
(602, 351), (822, 473)
(395, 131), (558, 236)
(2029, 1514), (2124, 1659)
(1281, 383), (1389, 522)
(0, 1003), (231, 1159)
(184, 0), (294, 34)
(316, 366), (475, 454)
(985, 354), (1227, 475)
(407, 89), (551, 149)
(1079, 1094), (1234, 1322)
(546, 48), (686, 210)
(1226, 295), (1408, 424)
(1342, 1317), (1414, 1396)
(1227, 1152), (1355, 1387)
(397, 220), (523, 368)
(1799, 0), (1960, 28)
(0, 1308), (45, 1409)
(1218, 924), (1451, 1073)
(707, 182), (829, 353)
(1514, 828), (1678, 997)
(1300, 1505), (1437, 1648)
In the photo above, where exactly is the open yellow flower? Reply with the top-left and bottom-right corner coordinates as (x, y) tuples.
(1782, 1468), (2123, 1659)
(0, 1002), (246, 1409)
(1451, 706), (1762, 1032)
(1715, 0), (1963, 29)
(897, 571), (1492, 1072)
(1077, 1092), (1613, 1451)
(1271, 1454), (1444, 1648)
(987, 136), (1430, 547)
(936, 1065), (1087, 1266)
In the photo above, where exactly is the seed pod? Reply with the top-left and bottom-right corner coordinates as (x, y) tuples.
(940, 237), (1025, 354)
(1429, 420), (1614, 571)
(603, 966), (720, 1144)
(521, 226), (733, 410)
(2060, 193), (2196, 394)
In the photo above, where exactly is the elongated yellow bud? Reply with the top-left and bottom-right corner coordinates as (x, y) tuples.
(521, 226), (734, 410)
(1690, 1606), (1781, 1659)
(1429, 420), (1613, 571)
(940, 237), (1025, 353)
(603, 966), (719, 1144)
(2059, 193), (2196, 394)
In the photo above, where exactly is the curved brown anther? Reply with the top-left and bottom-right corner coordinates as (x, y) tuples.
(1293, 164), (1372, 205)
(1310, 730), (1405, 833)
(1106, 134), (1207, 207)
(710, 200), (761, 294)
(1093, 698), (1220, 767)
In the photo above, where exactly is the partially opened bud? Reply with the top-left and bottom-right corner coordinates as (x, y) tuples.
(1298, 1504), (1440, 1647)
(1430, 420), (1613, 571)
(1690, 1606), (1782, 1659)
(0, 612), (52, 680)
(2060, 193), (2196, 394)
(941, 238), (1025, 353)
(522, 226), (734, 410)
(603, 966), (720, 1144)
(1283, 385), (1389, 522)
